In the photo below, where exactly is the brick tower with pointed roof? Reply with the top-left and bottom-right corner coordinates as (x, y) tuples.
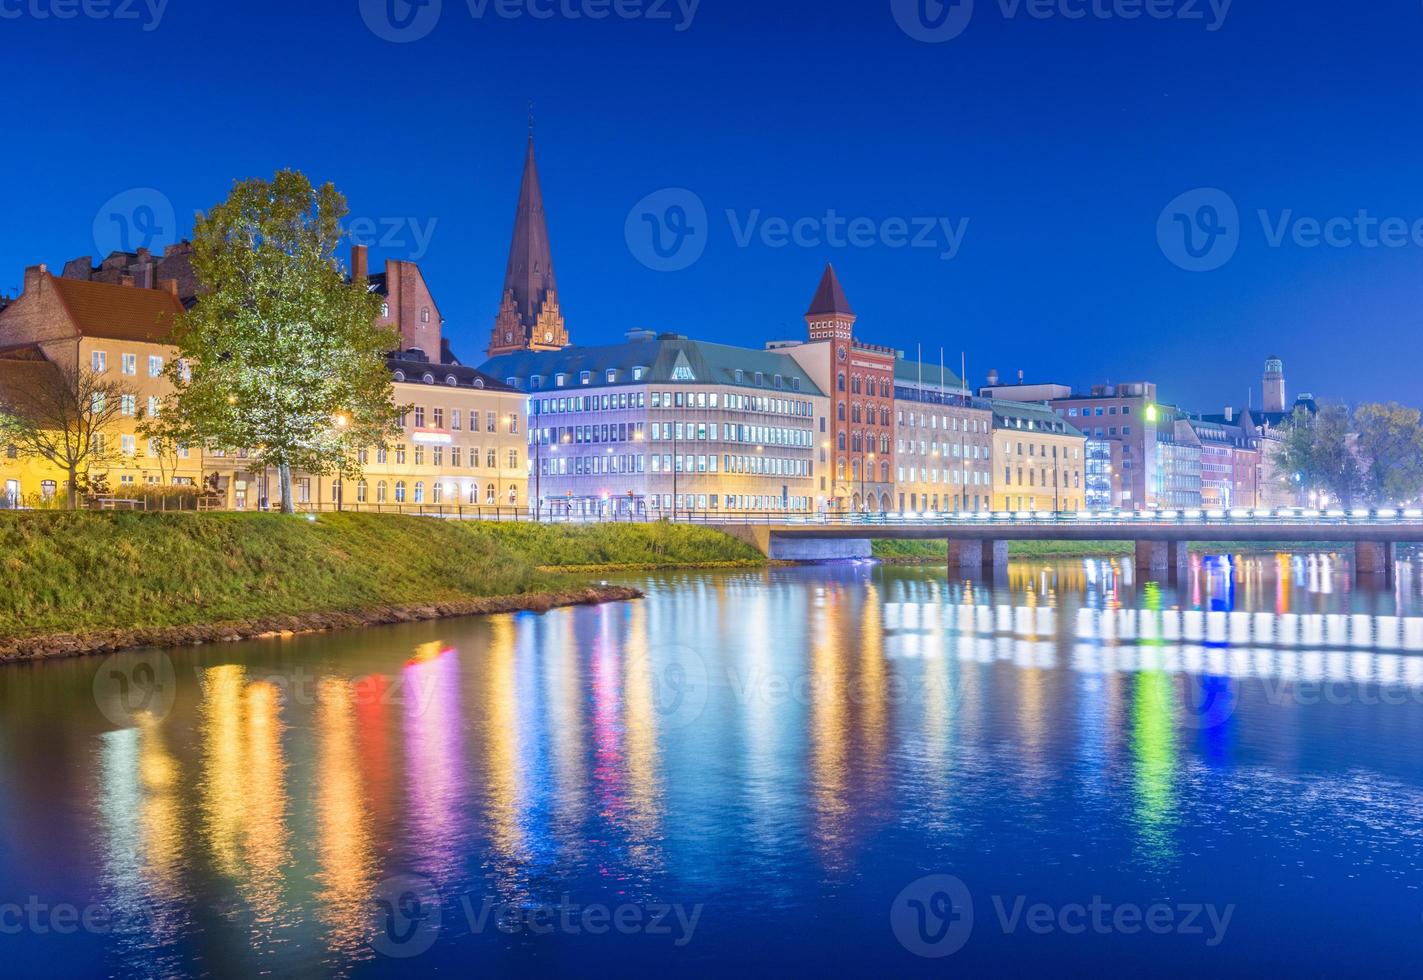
(487, 133), (569, 358)
(801, 263), (896, 512)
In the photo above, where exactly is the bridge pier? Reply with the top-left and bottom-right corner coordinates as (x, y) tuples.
(948, 539), (1008, 572)
(1136, 540), (1192, 576)
(1355, 541), (1398, 586)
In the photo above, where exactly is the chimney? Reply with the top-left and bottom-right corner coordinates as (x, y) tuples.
(23, 264), (47, 294)
(1017, 369), (1025, 385)
(1224, 406), (1234, 422)
(161, 278), (179, 298)
(134, 264), (154, 289)
(986, 369), (1000, 387)
(351, 244), (369, 283)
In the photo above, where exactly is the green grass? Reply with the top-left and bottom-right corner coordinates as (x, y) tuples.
(0, 513), (763, 639)
(872, 539), (1134, 561)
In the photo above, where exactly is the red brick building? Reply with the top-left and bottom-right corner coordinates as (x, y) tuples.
(783, 265), (896, 512)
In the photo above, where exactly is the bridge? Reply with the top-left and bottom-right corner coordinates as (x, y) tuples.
(708, 508), (1423, 582)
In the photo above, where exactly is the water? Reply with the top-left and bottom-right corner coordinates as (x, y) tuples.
(3, 554), (1423, 977)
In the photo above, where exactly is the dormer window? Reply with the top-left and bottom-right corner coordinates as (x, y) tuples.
(792, 377), (801, 391)
(507, 378), (518, 388)
(633, 367), (645, 381)
(755, 372), (764, 386)
(531, 376), (542, 390)
(555, 374), (566, 387)
(606, 369), (617, 384)
(580, 371), (591, 385)
(774, 374), (783, 389)
(734, 369), (744, 383)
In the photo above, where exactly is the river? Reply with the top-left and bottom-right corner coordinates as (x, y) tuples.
(2, 554), (1422, 976)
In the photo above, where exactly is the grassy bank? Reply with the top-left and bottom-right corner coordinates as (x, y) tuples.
(873, 540), (1135, 562)
(0, 512), (763, 644)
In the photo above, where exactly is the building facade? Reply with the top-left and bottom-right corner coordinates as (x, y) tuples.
(481, 332), (827, 517)
(892, 356), (993, 513)
(989, 400), (1087, 513)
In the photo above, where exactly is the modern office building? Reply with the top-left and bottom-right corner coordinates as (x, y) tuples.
(482, 331), (827, 518)
(988, 399), (1087, 513)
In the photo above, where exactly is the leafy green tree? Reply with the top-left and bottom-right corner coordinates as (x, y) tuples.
(1272, 403), (1364, 508)
(154, 170), (401, 513)
(1353, 402), (1423, 505)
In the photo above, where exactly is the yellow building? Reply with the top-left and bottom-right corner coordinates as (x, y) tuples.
(0, 262), (529, 513)
(989, 399), (1087, 513)
(0, 267), (206, 506)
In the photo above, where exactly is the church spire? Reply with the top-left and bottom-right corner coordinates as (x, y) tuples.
(488, 126), (569, 358)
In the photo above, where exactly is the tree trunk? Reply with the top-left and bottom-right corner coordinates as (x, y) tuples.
(278, 462), (295, 515)
(67, 466), (78, 511)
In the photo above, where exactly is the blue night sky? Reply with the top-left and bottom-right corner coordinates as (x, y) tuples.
(5, 0), (1423, 410)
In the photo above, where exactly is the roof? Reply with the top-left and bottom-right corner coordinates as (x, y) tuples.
(387, 352), (518, 393)
(480, 334), (826, 397)
(500, 137), (559, 331)
(47, 274), (184, 343)
(988, 398), (1084, 437)
(0, 349), (68, 420)
(805, 264), (854, 317)
(894, 356), (965, 391)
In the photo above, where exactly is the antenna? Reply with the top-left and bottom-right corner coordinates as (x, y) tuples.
(528, 100), (535, 141)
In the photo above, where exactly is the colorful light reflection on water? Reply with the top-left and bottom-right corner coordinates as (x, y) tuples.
(2, 555), (1423, 976)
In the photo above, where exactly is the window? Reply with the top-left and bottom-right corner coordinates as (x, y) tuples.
(147, 396), (160, 418)
(121, 434), (136, 455)
(395, 481), (407, 503)
(357, 480), (368, 503)
(486, 483), (496, 505)
(452, 409), (462, 430)
(120, 353), (136, 375)
(120, 394), (136, 417)
(433, 408), (444, 428)
(148, 355), (164, 378)
(421, 307), (430, 324)
(413, 481), (425, 504)
(377, 481), (388, 503)
(414, 407), (426, 428)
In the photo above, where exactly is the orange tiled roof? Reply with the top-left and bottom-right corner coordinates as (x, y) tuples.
(48, 274), (184, 343)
